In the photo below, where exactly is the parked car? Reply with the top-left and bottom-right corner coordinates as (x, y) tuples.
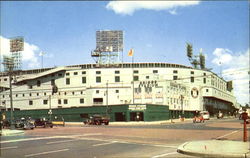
(193, 115), (205, 123)
(34, 118), (53, 128)
(83, 114), (110, 125)
(200, 111), (210, 120)
(15, 118), (35, 130)
(2, 119), (11, 128)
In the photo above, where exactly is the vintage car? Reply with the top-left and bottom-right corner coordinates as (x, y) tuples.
(83, 114), (110, 125)
(34, 117), (53, 128)
(15, 118), (35, 130)
(200, 111), (210, 120)
(193, 115), (205, 123)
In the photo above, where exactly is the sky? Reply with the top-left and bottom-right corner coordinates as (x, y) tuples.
(0, 1), (249, 105)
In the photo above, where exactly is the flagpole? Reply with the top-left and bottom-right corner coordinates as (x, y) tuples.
(132, 54), (134, 104)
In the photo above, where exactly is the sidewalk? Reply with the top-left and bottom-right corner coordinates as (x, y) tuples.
(177, 140), (250, 158)
(65, 118), (194, 126)
(0, 129), (24, 136)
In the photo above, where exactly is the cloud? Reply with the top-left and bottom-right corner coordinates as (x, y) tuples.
(106, 1), (200, 15)
(0, 36), (41, 70)
(212, 48), (249, 105)
(212, 48), (233, 65)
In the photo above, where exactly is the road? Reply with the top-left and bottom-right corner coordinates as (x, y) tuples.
(0, 118), (248, 158)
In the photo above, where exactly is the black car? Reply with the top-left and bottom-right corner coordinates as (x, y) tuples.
(15, 118), (35, 130)
(83, 114), (110, 125)
(34, 118), (53, 128)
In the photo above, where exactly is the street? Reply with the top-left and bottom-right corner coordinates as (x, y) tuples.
(0, 118), (248, 158)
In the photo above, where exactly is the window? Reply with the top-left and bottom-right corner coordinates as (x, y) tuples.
(206, 89), (209, 92)
(146, 76), (149, 79)
(133, 70), (139, 74)
(82, 77), (86, 84)
(72, 92), (75, 95)
(93, 98), (103, 104)
(82, 71), (86, 74)
(37, 80), (41, 87)
(153, 70), (158, 74)
(96, 76), (101, 83)
(58, 99), (61, 104)
(116, 90), (119, 93)
(80, 98), (84, 104)
(191, 71), (194, 74)
(173, 76), (178, 80)
(74, 72), (78, 75)
(37, 93), (39, 96)
(133, 76), (139, 81)
(23, 94), (25, 97)
(16, 94), (18, 97)
(66, 78), (70, 85)
(28, 85), (33, 89)
(96, 71), (101, 74)
(96, 90), (99, 94)
(64, 99), (68, 104)
(44, 93), (46, 96)
(203, 73), (206, 76)
(58, 73), (63, 77)
(29, 93), (32, 97)
(190, 77), (194, 83)
(115, 76), (120, 82)
(173, 70), (178, 73)
(29, 100), (33, 105)
(115, 71), (120, 74)
(66, 73), (70, 76)
(4, 78), (7, 81)
(203, 78), (206, 84)
(43, 100), (48, 105)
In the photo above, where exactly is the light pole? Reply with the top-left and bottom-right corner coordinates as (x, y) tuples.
(3, 57), (15, 129)
(180, 94), (184, 120)
(106, 80), (109, 116)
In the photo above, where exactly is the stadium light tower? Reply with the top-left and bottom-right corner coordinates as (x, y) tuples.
(2, 56), (15, 129)
(2, 37), (24, 129)
(91, 30), (123, 67)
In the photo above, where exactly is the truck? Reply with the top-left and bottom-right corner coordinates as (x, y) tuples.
(83, 114), (110, 125)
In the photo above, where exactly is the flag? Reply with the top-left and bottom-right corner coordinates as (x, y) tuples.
(128, 48), (134, 57)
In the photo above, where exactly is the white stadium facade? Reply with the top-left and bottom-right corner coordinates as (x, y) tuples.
(0, 62), (238, 121)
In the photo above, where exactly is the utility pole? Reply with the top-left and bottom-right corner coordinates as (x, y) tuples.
(106, 80), (109, 116)
(180, 95), (184, 115)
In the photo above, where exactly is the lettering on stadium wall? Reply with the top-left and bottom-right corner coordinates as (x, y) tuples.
(128, 104), (146, 111)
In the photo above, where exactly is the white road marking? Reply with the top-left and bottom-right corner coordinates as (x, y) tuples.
(151, 151), (178, 158)
(46, 139), (76, 145)
(0, 146), (18, 150)
(1, 133), (102, 144)
(140, 144), (177, 148)
(25, 148), (69, 157)
(92, 141), (117, 147)
(216, 130), (239, 139)
(0, 136), (67, 144)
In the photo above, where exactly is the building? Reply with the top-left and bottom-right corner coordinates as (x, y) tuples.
(0, 62), (238, 121)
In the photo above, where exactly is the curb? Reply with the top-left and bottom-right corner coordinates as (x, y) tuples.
(177, 141), (249, 158)
(65, 119), (195, 126)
